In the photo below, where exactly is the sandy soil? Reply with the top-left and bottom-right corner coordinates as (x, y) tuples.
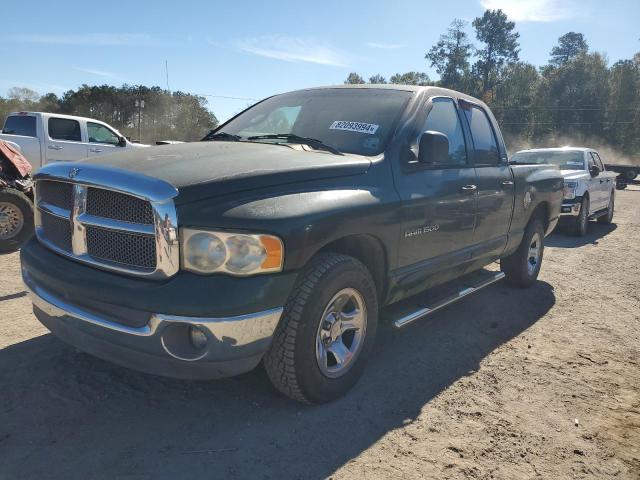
(1, 189), (639, 480)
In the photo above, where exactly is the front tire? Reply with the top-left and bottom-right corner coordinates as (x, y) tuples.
(568, 196), (589, 236)
(0, 188), (34, 254)
(501, 218), (545, 288)
(264, 253), (378, 404)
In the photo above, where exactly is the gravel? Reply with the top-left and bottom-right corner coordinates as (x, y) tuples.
(1, 189), (638, 479)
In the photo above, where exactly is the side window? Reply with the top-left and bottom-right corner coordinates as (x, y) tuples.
(48, 118), (81, 142)
(88, 122), (120, 145)
(420, 97), (467, 165)
(2, 115), (37, 137)
(587, 153), (597, 169)
(591, 152), (604, 171)
(462, 104), (500, 165)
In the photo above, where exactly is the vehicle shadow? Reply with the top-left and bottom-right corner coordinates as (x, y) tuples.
(547, 222), (617, 248)
(0, 281), (555, 480)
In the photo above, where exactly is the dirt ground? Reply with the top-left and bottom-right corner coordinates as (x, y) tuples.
(1, 189), (639, 480)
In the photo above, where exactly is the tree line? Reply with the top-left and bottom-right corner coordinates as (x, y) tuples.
(345, 9), (640, 158)
(0, 85), (218, 143)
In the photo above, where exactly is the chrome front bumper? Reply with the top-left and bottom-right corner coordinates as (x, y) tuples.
(560, 200), (581, 217)
(23, 270), (283, 379)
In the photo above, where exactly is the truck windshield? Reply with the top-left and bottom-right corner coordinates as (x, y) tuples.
(212, 89), (412, 156)
(511, 151), (585, 170)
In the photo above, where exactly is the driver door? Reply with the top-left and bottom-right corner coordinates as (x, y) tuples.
(87, 122), (122, 158)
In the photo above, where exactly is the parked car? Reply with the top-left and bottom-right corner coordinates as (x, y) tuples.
(21, 85), (563, 403)
(0, 140), (34, 252)
(511, 148), (617, 236)
(603, 163), (639, 190)
(0, 112), (148, 171)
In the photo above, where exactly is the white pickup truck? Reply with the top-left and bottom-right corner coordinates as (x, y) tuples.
(0, 111), (147, 171)
(511, 147), (617, 236)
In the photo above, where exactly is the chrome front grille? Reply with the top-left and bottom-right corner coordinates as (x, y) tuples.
(86, 188), (154, 225)
(40, 208), (72, 251)
(37, 180), (74, 210)
(86, 226), (156, 268)
(33, 163), (179, 279)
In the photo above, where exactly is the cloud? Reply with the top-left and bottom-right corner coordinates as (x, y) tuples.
(9, 33), (152, 46)
(479, 0), (576, 22)
(73, 67), (119, 79)
(363, 42), (404, 50)
(238, 36), (347, 67)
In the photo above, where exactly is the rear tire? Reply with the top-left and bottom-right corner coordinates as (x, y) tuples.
(501, 218), (545, 288)
(568, 196), (589, 236)
(597, 191), (614, 224)
(0, 188), (34, 254)
(264, 253), (378, 404)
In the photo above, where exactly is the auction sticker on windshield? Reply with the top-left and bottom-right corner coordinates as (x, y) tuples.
(329, 121), (379, 134)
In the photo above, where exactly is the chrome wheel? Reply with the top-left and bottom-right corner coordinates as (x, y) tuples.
(527, 232), (541, 276)
(0, 202), (24, 240)
(315, 288), (367, 378)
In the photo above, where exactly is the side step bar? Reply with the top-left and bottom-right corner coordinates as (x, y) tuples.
(393, 271), (505, 329)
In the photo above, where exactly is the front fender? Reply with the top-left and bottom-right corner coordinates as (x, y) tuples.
(176, 184), (401, 271)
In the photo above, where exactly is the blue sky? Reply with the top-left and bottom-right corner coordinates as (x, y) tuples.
(1, 0), (639, 122)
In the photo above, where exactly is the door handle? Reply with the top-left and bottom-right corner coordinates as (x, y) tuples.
(48, 145), (63, 150)
(461, 184), (477, 192)
(600, 179), (605, 183)
(90, 148), (103, 153)
(502, 180), (514, 186)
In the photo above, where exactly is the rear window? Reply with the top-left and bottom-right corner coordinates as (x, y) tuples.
(48, 118), (81, 142)
(3, 115), (37, 137)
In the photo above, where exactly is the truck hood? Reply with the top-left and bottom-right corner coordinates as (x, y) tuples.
(560, 169), (589, 181)
(81, 141), (371, 204)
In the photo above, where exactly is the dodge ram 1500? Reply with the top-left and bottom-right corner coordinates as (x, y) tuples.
(21, 85), (563, 403)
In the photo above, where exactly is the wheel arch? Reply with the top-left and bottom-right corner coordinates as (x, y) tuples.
(529, 201), (551, 232)
(316, 234), (388, 302)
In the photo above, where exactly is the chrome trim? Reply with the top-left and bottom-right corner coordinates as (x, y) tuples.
(35, 162), (178, 202)
(24, 271), (283, 359)
(77, 214), (156, 235)
(71, 184), (88, 255)
(559, 202), (581, 217)
(38, 201), (69, 219)
(34, 162), (180, 279)
(393, 271), (505, 329)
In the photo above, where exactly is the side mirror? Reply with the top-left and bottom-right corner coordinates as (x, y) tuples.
(589, 165), (600, 177)
(118, 136), (127, 147)
(418, 130), (449, 165)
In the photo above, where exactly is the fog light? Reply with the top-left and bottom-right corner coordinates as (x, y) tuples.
(189, 326), (208, 350)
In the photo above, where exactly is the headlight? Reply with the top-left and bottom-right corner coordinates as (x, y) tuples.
(563, 181), (577, 199)
(181, 228), (284, 276)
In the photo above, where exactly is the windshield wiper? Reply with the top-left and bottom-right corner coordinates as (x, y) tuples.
(247, 134), (343, 155)
(202, 131), (243, 142)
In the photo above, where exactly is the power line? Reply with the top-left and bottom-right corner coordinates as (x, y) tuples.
(199, 94), (258, 101)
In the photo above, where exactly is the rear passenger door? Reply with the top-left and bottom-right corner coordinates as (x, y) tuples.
(460, 101), (513, 259)
(395, 97), (477, 277)
(44, 117), (88, 163)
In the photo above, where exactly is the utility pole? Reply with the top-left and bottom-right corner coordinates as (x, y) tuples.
(135, 97), (145, 143)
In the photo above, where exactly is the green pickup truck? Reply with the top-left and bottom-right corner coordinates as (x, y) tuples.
(21, 85), (563, 403)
